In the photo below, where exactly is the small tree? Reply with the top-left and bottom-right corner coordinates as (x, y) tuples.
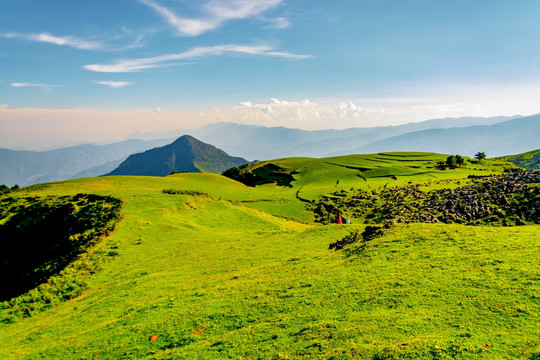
(0, 184), (10, 195)
(455, 155), (465, 166)
(474, 152), (487, 161)
(446, 155), (457, 168)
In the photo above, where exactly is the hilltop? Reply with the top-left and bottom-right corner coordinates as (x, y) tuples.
(0, 153), (538, 359)
(108, 135), (249, 176)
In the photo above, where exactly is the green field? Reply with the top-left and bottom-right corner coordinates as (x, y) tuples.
(1, 153), (538, 359)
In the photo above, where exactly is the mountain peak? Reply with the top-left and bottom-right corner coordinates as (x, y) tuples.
(108, 136), (248, 176)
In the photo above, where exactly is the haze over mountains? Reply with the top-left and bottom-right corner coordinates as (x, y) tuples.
(0, 115), (538, 187)
(130, 115), (519, 160)
(0, 138), (174, 187)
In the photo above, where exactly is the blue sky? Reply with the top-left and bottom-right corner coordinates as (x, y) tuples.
(2, 0), (540, 148)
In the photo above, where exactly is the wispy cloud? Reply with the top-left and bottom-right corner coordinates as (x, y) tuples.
(140, 0), (283, 36)
(266, 17), (291, 29)
(94, 81), (133, 88)
(11, 82), (57, 89)
(3, 32), (102, 50)
(83, 44), (312, 72)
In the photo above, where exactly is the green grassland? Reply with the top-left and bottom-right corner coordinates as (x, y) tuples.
(0, 153), (538, 359)
(497, 148), (540, 170)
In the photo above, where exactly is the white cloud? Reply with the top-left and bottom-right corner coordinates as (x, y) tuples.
(94, 81), (133, 88)
(205, 0), (282, 20)
(140, 0), (283, 36)
(228, 97), (494, 129)
(226, 84), (540, 129)
(232, 98), (331, 125)
(2, 32), (102, 50)
(266, 17), (291, 29)
(11, 82), (57, 89)
(84, 44), (312, 72)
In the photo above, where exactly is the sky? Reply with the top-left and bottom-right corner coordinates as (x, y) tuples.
(2, 0), (540, 149)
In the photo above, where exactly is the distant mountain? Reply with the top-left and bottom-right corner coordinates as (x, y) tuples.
(328, 115), (540, 158)
(281, 116), (519, 158)
(0, 139), (173, 187)
(108, 135), (248, 176)
(0, 115), (528, 187)
(496, 149), (540, 169)
(178, 116), (518, 160)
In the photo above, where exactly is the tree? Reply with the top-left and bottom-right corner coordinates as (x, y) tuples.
(474, 152), (487, 161)
(455, 155), (465, 166)
(0, 184), (10, 195)
(447, 155), (465, 168)
(446, 155), (457, 168)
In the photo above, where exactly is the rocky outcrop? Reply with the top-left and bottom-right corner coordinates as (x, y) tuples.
(312, 170), (540, 226)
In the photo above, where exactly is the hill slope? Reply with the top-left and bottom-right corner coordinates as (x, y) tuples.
(497, 149), (540, 169)
(108, 135), (249, 176)
(0, 154), (538, 359)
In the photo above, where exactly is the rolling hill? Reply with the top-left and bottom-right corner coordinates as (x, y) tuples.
(0, 153), (538, 359)
(497, 148), (540, 169)
(108, 135), (249, 176)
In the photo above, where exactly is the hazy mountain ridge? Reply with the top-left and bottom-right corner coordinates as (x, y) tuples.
(107, 135), (249, 176)
(0, 138), (173, 187)
(329, 115), (540, 157)
(186, 115), (519, 159)
(0, 115), (534, 187)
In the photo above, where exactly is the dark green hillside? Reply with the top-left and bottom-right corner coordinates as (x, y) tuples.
(0, 194), (121, 302)
(108, 135), (248, 176)
(497, 149), (540, 169)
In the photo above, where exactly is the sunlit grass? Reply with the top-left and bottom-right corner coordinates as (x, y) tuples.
(0, 154), (537, 359)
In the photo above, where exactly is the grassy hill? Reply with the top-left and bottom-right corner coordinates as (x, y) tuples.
(497, 149), (540, 170)
(108, 135), (248, 176)
(0, 153), (538, 359)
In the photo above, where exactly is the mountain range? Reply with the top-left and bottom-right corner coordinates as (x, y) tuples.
(0, 138), (174, 187)
(0, 114), (538, 187)
(184, 115), (519, 160)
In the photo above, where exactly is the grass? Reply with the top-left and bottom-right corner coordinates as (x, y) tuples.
(497, 148), (540, 170)
(0, 153), (538, 359)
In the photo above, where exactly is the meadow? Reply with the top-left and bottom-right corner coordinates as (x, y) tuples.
(0, 153), (538, 359)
